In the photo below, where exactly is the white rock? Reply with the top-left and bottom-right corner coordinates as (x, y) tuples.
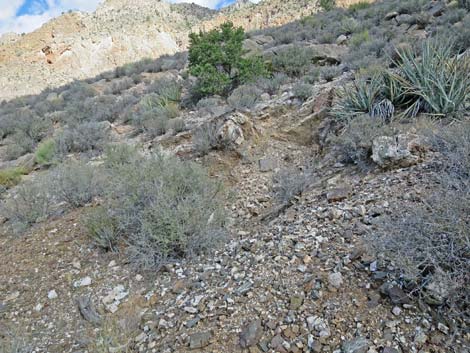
(74, 276), (92, 288)
(392, 306), (401, 316)
(48, 290), (58, 299)
(328, 272), (343, 289)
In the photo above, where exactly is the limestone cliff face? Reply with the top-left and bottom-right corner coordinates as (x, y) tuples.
(0, 0), (369, 100)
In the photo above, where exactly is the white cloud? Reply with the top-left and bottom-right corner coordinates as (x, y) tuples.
(0, 0), (24, 21)
(0, 0), (102, 35)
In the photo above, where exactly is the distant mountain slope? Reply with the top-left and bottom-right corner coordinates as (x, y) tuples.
(0, 0), (368, 100)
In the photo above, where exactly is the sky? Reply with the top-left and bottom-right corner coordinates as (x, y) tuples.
(0, 0), (245, 35)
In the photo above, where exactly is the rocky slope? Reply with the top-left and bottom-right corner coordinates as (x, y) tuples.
(0, 0), (369, 101)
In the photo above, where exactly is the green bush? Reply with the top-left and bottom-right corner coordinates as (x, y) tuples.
(35, 139), (56, 165)
(84, 149), (226, 269)
(189, 22), (268, 97)
(0, 167), (27, 188)
(319, 0), (336, 11)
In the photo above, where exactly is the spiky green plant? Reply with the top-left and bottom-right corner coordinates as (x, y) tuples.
(392, 40), (470, 118)
(333, 75), (383, 121)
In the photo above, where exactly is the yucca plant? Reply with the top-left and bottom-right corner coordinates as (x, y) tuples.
(333, 74), (383, 121)
(393, 40), (470, 119)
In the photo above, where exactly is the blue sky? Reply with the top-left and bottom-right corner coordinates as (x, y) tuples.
(0, 0), (244, 35)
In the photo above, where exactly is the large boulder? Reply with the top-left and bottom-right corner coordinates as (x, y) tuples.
(371, 134), (427, 168)
(243, 35), (274, 57)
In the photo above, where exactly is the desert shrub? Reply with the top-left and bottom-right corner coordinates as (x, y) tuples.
(35, 139), (56, 165)
(84, 149), (226, 269)
(370, 121), (470, 322)
(132, 93), (181, 137)
(84, 207), (120, 251)
(458, 0), (470, 10)
(54, 122), (109, 156)
(272, 166), (312, 203)
(320, 66), (342, 82)
(104, 77), (134, 95)
(271, 45), (313, 77)
(298, 68), (316, 84)
(319, 0), (336, 11)
(167, 117), (185, 133)
(292, 82), (314, 101)
(189, 22), (268, 97)
(340, 17), (361, 35)
(2, 175), (52, 233)
(4, 132), (35, 161)
(350, 30), (370, 47)
(51, 161), (100, 208)
(0, 167), (27, 188)
(348, 1), (372, 12)
(146, 79), (182, 102)
(227, 84), (262, 110)
(391, 39), (470, 118)
(256, 73), (289, 95)
(329, 114), (395, 165)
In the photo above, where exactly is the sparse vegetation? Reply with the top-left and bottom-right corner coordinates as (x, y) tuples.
(370, 120), (470, 321)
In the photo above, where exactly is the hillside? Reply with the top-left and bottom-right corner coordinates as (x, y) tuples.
(0, 0), (469, 352)
(0, 0), (371, 101)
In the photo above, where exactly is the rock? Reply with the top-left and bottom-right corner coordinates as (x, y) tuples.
(336, 35), (347, 45)
(396, 14), (413, 25)
(372, 134), (426, 169)
(264, 43), (346, 65)
(326, 186), (351, 202)
(270, 335), (287, 353)
(48, 290), (58, 300)
(328, 272), (343, 289)
(424, 280), (449, 305)
(382, 348), (398, 353)
(289, 295), (303, 310)
(77, 296), (101, 325)
(381, 284), (410, 305)
(391, 306), (401, 316)
(102, 285), (128, 313)
(0, 153), (35, 171)
(243, 39), (263, 56)
(384, 11), (399, 20)
(239, 319), (263, 348)
(189, 331), (212, 349)
(342, 337), (369, 353)
(217, 119), (244, 146)
(73, 276), (92, 288)
(259, 158), (276, 172)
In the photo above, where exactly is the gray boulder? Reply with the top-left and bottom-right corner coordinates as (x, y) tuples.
(371, 134), (427, 168)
